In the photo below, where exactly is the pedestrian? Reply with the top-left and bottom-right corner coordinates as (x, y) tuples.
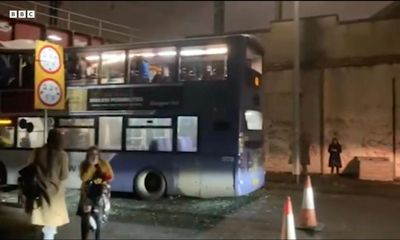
(328, 137), (342, 174)
(30, 129), (69, 240)
(135, 56), (150, 82)
(77, 146), (113, 240)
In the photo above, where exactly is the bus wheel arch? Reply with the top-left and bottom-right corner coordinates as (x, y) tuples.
(134, 168), (167, 201)
(0, 162), (7, 185)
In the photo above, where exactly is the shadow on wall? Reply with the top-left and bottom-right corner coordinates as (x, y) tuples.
(288, 132), (311, 174)
(341, 157), (360, 178)
(301, 17), (327, 63)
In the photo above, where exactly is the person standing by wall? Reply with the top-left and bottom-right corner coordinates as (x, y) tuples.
(30, 129), (69, 240)
(328, 137), (342, 175)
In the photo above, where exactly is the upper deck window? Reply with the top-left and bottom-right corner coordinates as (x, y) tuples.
(0, 53), (33, 89)
(0, 53), (18, 88)
(66, 51), (99, 86)
(128, 47), (176, 84)
(179, 44), (227, 81)
(101, 50), (126, 85)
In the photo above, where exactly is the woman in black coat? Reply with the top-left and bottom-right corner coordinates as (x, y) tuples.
(328, 137), (342, 174)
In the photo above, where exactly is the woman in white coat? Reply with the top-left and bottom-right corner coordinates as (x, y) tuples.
(30, 129), (69, 240)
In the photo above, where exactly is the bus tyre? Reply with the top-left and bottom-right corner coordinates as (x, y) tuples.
(0, 162), (6, 185)
(135, 169), (166, 201)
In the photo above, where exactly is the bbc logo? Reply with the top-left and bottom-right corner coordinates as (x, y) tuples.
(9, 10), (36, 19)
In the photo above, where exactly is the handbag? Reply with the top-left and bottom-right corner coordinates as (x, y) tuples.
(18, 152), (50, 214)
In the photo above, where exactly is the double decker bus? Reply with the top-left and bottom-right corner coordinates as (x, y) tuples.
(0, 35), (265, 200)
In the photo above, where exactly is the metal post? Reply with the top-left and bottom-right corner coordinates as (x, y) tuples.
(18, 55), (23, 87)
(293, 1), (301, 184)
(129, 30), (133, 42)
(67, 12), (71, 29)
(214, 1), (224, 34)
(275, 1), (283, 21)
(44, 109), (48, 144)
(98, 21), (102, 36)
(393, 78), (396, 180)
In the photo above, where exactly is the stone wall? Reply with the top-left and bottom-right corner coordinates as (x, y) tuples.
(261, 16), (400, 179)
(263, 16), (400, 65)
(323, 65), (396, 175)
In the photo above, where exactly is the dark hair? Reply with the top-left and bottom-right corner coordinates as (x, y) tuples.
(45, 129), (63, 178)
(332, 137), (339, 144)
(47, 129), (63, 150)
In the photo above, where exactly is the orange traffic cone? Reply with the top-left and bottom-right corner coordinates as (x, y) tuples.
(281, 196), (296, 240)
(296, 175), (324, 232)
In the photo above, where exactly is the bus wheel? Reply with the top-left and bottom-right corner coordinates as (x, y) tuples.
(134, 169), (166, 201)
(0, 162), (6, 185)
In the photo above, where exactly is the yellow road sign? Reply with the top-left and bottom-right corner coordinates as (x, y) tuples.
(34, 40), (65, 110)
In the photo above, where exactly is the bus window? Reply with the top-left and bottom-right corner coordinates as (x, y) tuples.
(128, 47), (176, 84)
(128, 118), (171, 127)
(61, 128), (95, 150)
(244, 110), (262, 131)
(0, 126), (14, 148)
(17, 117), (54, 148)
(126, 118), (173, 152)
(246, 48), (262, 74)
(59, 118), (94, 127)
(177, 116), (198, 152)
(100, 51), (126, 85)
(21, 53), (34, 88)
(0, 53), (19, 89)
(66, 52), (99, 86)
(99, 117), (123, 150)
(180, 44), (227, 81)
(58, 118), (95, 150)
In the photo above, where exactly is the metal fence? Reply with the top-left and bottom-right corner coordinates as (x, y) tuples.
(0, 1), (140, 43)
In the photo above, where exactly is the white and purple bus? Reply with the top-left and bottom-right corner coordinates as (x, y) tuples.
(0, 35), (265, 200)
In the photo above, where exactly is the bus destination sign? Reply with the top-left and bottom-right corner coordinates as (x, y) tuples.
(87, 86), (183, 110)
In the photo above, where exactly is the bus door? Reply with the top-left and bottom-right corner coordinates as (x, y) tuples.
(236, 68), (264, 195)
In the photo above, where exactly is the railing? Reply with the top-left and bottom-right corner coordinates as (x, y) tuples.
(0, 1), (141, 43)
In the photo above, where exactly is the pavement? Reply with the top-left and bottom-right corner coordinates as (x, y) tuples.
(267, 172), (400, 198)
(1, 172), (400, 239)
